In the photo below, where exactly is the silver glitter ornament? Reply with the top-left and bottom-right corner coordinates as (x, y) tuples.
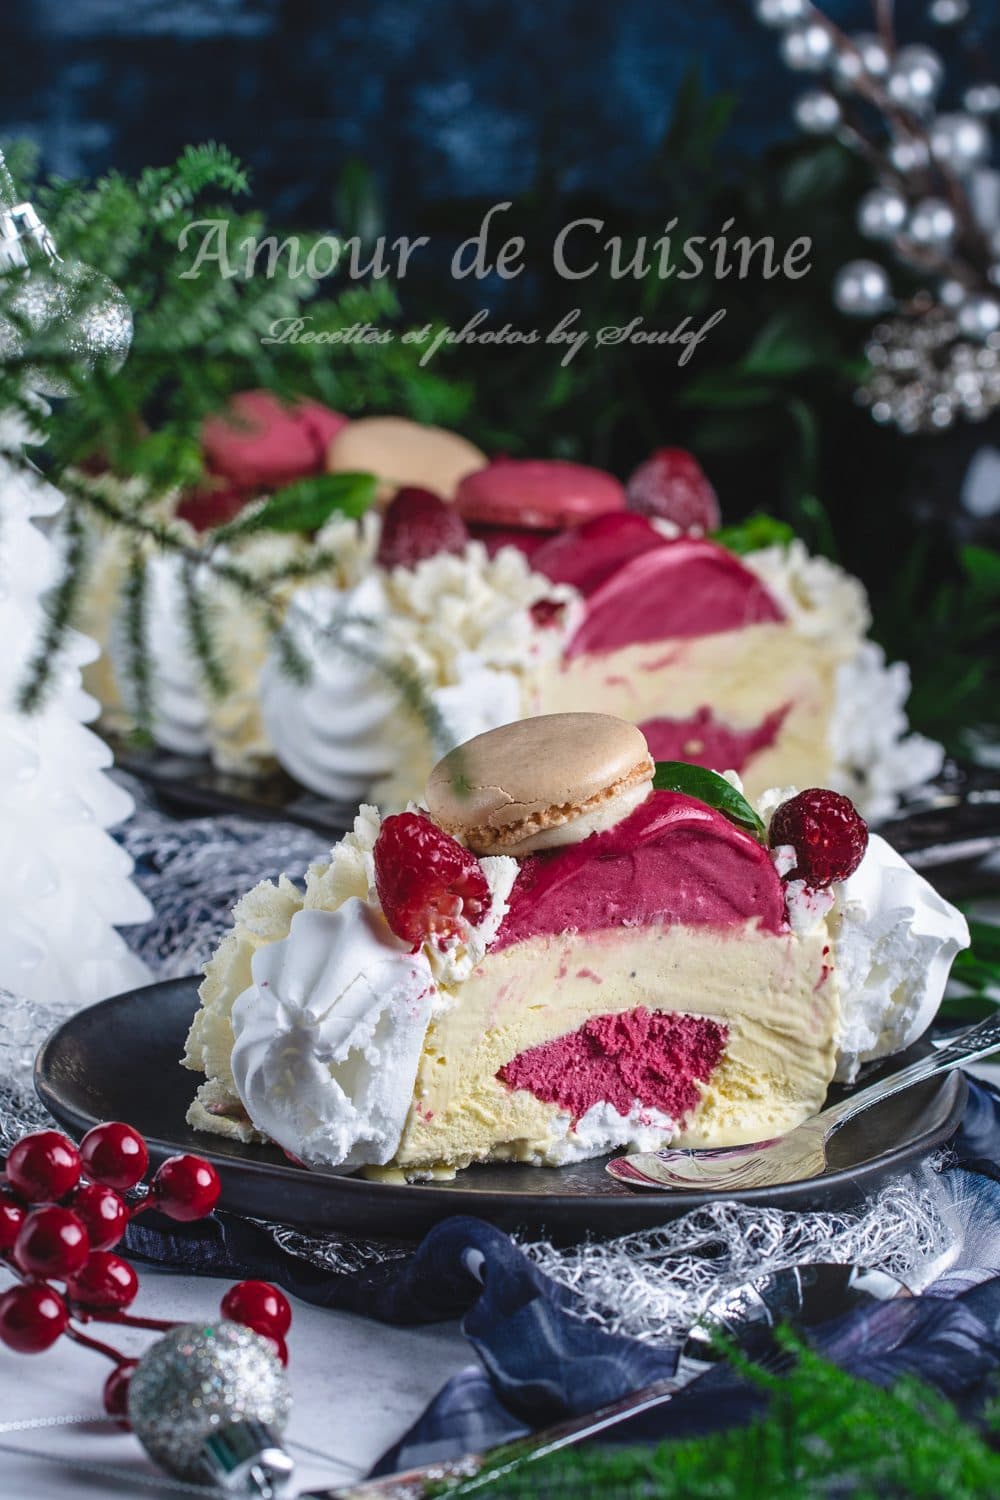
(887, 45), (945, 112)
(859, 309), (1000, 431)
(793, 89), (841, 132)
(929, 0), (970, 23)
(0, 260), (133, 398)
(907, 196), (957, 249)
(0, 186), (132, 397)
(965, 82), (1000, 117)
(754, 0), (811, 25)
(780, 21), (834, 72)
(929, 112), (992, 173)
(857, 186), (908, 239)
(832, 32), (890, 87)
(957, 293), (1000, 339)
(888, 134), (932, 175)
(127, 1322), (293, 1495)
(833, 259), (893, 316)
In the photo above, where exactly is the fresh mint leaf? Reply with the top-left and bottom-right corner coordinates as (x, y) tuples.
(652, 761), (765, 839)
(711, 513), (794, 555)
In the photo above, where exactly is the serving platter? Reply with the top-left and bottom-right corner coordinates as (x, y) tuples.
(36, 979), (967, 1246)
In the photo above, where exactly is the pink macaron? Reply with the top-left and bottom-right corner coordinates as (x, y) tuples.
(456, 458), (626, 532)
(202, 390), (349, 490)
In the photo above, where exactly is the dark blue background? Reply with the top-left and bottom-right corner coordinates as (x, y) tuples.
(3, 1), (998, 224)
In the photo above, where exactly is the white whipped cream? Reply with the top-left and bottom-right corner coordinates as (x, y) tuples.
(260, 577), (401, 802)
(752, 781), (970, 1080)
(745, 542), (942, 817)
(230, 899), (436, 1170)
(260, 540), (581, 808)
(531, 1101), (679, 1166)
(133, 552), (213, 757)
(830, 833), (970, 1081)
(830, 642), (944, 822)
(744, 539), (870, 640)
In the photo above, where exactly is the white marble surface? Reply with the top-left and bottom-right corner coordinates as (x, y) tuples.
(0, 1264), (470, 1498)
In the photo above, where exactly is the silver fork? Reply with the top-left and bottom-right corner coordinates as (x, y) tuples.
(606, 1012), (1000, 1193)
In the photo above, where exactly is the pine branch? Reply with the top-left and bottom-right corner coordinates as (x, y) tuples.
(179, 559), (232, 701)
(121, 542), (153, 736)
(16, 503), (90, 713)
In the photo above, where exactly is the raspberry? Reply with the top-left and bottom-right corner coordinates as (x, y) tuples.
(176, 478), (254, 533)
(625, 448), (721, 533)
(376, 487), (469, 570)
(769, 789), (869, 888)
(374, 813), (491, 948)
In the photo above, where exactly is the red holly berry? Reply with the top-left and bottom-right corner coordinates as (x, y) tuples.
(103, 1359), (138, 1429)
(67, 1183), (129, 1251)
(0, 1283), (68, 1353)
(769, 789), (869, 889)
(79, 1122), (149, 1192)
(625, 448), (721, 534)
(0, 1193), (26, 1252)
(376, 487), (469, 570)
(66, 1251), (139, 1311)
(150, 1155), (221, 1221)
(221, 1280), (292, 1339)
(14, 1206), (90, 1281)
(5, 1131), (81, 1203)
(373, 812), (492, 947)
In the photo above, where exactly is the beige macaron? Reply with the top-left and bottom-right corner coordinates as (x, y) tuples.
(425, 714), (655, 857)
(326, 416), (487, 501)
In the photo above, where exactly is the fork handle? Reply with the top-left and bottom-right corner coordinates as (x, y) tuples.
(822, 1012), (1000, 1132)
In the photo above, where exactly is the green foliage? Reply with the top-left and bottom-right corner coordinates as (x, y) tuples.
(0, 141), (470, 707)
(219, 472), (378, 539)
(712, 512), (795, 555)
(872, 538), (1000, 759)
(446, 1342), (1000, 1499)
(652, 762), (765, 838)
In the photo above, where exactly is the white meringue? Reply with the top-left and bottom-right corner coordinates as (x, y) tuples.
(230, 899), (436, 1170)
(831, 833), (970, 1081)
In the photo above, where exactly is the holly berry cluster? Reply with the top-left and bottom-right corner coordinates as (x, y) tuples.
(0, 1123), (291, 1425)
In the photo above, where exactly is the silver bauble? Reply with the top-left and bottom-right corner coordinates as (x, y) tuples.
(887, 45), (945, 112)
(833, 260), (893, 316)
(754, 0), (811, 26)
(929, 113), (992, 172)
(907, 196), (957, 248)
(857, 187), (908, 239)
(780, 21), (834, 72)
(127, 1322), (292, 1486)
(957, 294), (1000, 339)
(0, 259), (133, 397)
(888, 135), (932, 174)
(964, 83), (1000, 117)
(832, 32), (890, 86)
(938, 277), (971, 308)
(929, 0), (969, 22)
(793, 89), (841, 132)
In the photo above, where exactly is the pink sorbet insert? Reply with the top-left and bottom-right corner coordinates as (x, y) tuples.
(498, 1006), (728, 1127)
(640, 704), (790, 775)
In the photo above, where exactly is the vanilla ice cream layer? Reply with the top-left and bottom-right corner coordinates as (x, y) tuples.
(389, 920), (838, 1176)
(535, 622), (846, 804)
